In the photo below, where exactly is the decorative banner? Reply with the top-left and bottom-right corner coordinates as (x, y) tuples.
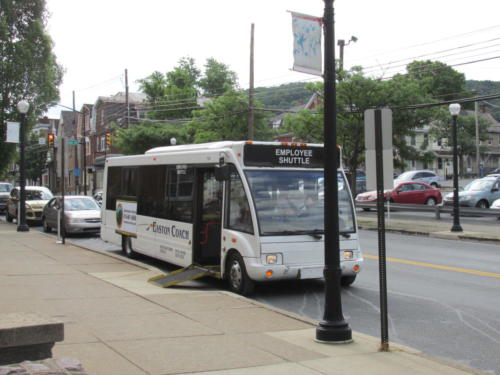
(291, 11), (323, 76)
(5, 122), (20, 143)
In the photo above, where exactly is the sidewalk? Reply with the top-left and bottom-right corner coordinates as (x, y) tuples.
(0, 221), (483, 375)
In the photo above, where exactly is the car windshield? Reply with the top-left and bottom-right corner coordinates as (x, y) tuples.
(464, 179), (495, 192)
(0, 184), (11, 192)
(65, 198), (100, 211)
(245, 170), (355, 236)
(26, 190), (53, 200)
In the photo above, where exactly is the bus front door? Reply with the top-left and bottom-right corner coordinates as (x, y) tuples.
(194, 169), (222, 266)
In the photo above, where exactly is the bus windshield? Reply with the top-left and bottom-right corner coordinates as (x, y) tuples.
(245, 170), (355, 236)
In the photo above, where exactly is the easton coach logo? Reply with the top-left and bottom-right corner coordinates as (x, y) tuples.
(116, 203), (124, 228)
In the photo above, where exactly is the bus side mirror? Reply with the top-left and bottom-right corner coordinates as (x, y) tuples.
(215, 165), (231, 181)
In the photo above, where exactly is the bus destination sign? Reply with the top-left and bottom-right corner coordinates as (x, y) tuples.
(244, 144), (324, 168)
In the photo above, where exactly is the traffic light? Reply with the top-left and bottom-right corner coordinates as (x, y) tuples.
(47, 133), (55, 148)
(105, 133), (112, 146)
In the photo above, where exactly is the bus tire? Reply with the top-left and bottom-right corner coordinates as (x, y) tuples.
(122, 236), (136, 259)
(341, 275), (356, 287)
(226, 252), (254, 296)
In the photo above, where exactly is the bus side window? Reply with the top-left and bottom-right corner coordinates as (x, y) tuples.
(226, 166), (253, 234)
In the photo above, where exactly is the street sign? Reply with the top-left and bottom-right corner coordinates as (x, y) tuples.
(364, 108), (394, 191)
(68, 139), (79, 146)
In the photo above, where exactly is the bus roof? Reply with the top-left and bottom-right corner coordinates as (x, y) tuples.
(145, 141), (324, 155)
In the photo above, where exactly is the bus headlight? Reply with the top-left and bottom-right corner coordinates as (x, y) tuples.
(343, 250), (354, 260)
(263, 253), (283, 265)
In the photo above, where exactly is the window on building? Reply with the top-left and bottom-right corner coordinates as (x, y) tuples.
(437, 158), (443, 169)
(411, 135), (416, 146)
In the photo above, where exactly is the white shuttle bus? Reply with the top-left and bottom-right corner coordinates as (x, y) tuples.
(100, 141), (363, 295)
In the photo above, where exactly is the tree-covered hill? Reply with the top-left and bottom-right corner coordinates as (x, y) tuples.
(252, 82), (313, 109)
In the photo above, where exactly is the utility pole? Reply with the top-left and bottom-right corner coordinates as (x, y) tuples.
(248, 23), (255, 140)
(125, 68), (130, 129)
(73, 91), (79, 194)
(82, 109), (87, 195)
(337, 36), (357, 76)
(475, 101), (481, 177)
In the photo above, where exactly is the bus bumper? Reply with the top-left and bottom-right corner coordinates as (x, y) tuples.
(244, 257), (363, 282)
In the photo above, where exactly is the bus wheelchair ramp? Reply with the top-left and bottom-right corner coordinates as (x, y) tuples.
(148, 265), (220, 288)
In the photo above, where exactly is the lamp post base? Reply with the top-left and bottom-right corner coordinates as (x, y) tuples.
(17, 224), (30, 232)
(315, 320), (352, 343)
(450, 224), (463, 232)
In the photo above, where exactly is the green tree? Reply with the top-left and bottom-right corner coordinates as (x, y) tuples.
(283, 66), (437, 193)
(113, 122), (187, 155)
(430, 111), (491, 176)
(406, 60), (470, 101)
(187, 90), (271, 143)
(198, 58), (238, 97)
(0, 0), (63, 176)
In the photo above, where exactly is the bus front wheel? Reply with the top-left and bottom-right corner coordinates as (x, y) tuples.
(122, 236), (136, 259)
(341, 275), (356, 287)
(227, 252), (254, 296)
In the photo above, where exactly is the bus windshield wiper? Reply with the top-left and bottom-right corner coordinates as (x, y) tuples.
(304, 229), (324, 239)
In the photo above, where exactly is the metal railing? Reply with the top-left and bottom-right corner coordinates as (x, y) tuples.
(355, 202), (500, 220)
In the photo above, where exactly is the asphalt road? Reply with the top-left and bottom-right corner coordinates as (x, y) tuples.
(251, 230), (500, 375)
(3, 216), (500, 374)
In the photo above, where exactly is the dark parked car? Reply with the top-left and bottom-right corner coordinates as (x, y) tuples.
(42, 196), (101, 235)
(0, 182), (13, 213)
(356, 181), (442, 209)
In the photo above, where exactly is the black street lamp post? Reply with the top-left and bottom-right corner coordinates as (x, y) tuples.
(17, 100), (30, 232)
(449, 103), (463, 233)
(316, 0), (352, 344)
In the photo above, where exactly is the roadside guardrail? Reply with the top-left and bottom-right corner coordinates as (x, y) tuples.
(355, 202), (500, 220)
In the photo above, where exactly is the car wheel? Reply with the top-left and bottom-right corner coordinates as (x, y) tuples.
(430, 182), (439, 188)
(476, 200), (489, 209)
(425, 197), (437, 206)
(226, 252), (254, 296)
(122, 236), (136, 258)
(341, 276), (356, 287)
(42, 217), (51, 233)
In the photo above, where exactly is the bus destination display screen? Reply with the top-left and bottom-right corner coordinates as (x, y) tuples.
(243, 144), (324, 168)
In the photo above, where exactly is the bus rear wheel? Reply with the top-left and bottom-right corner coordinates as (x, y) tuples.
(122, 236), (136, 259)
(227, 252), (254, 296)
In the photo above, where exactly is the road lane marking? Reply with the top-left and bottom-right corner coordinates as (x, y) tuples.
(364, 254), (500, 278)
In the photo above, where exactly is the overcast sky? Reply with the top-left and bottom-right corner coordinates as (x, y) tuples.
(45, 0), (500, 118)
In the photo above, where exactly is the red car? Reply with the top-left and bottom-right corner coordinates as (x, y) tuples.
(355, 181), (442, 207)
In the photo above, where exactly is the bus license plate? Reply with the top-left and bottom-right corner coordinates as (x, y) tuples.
(300, 267), (323, 279)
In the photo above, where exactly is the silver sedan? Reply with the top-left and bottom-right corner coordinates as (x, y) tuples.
(42, 196), (101, 235)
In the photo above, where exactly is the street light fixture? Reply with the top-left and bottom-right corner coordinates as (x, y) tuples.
(16, 100), (30, 232)
(449, 103), (463, 233)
